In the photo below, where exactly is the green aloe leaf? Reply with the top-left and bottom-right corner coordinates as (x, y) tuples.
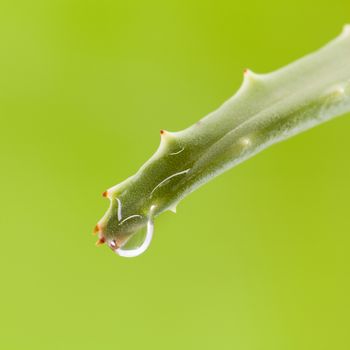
(95, 25), (350, 257)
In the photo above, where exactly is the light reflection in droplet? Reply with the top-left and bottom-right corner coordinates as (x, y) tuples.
(116, 198), (122, 221)
(115, 205), (156, 258)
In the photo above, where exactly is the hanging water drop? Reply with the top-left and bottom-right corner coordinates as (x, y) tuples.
(111, 205), (156, 258)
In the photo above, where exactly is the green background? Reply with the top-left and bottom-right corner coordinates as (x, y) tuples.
(1, 1), (349, 349)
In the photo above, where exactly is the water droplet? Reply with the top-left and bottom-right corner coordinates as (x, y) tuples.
(114, 205), (156, 258)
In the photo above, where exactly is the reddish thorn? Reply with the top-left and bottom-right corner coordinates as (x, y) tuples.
(243, 68), (248, 75)
(102, 191), (108, 198)
(96, 237), (106, 246)
(93, 224), (100, 234)
(160, 129), (165, 135)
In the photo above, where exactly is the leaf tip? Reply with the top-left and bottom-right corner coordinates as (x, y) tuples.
(342, 24), (350, 37)
(93, 224), (100, 234)
(169, 204), (177, 213)
(96, 237), (106, 246)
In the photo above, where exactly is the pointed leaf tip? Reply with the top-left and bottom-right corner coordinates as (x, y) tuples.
(96, 237), (106, 246)
(343, 24), (350, 36)
(93, 224), (100, 234)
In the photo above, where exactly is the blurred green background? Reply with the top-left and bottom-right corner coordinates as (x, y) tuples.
(1, 1), (349, 349)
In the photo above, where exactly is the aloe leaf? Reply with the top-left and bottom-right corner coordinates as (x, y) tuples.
(95, 26), (350, 257)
